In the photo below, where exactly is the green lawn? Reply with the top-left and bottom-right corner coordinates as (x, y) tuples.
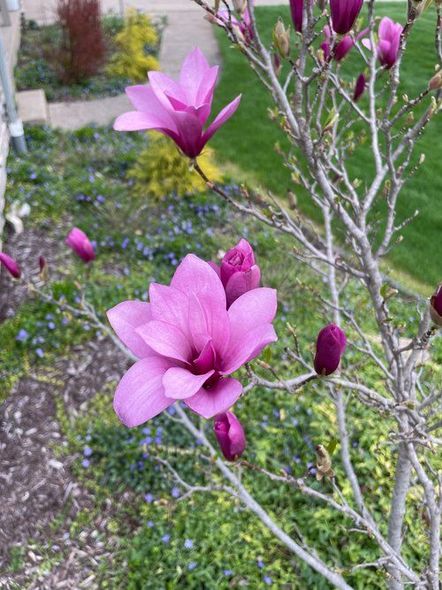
(212, 3), (442, 289)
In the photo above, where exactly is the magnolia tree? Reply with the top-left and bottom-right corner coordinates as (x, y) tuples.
(2, 0), (442, 587)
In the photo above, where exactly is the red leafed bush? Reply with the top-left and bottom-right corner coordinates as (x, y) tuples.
(56, 0), (105, 83)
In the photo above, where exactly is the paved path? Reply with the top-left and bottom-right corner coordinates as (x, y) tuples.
(19, 0), (296, 129)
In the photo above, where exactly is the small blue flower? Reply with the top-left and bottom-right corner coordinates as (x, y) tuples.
(184, 539), (193, 549)
(263, 575), (272, 585)
(187, 561), (197, 571)
(161, 534), (171, 544)
(83, 446), (93, 457)
(257, 559), (265, 569)
(16, 329), (29, 342)
(81, 459), (90, 468)
(223, 569), (233, 577)
(144, 493), (154, 504)
(147, 520), (154, 528)
(35, 348), (44, 358)
(171, 486), (180, 498)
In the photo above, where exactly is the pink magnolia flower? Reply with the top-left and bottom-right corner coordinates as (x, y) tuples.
(430, 284), (442, 326)
(66, 227), (95, 263)
(210, 239), (261, 307)
(107, 254), (277, 425)
(114, 48), (241, 159)
(216, 6), (254, 42)
(314, 323), (346, 376)
(214, 411), (246, 461)
(377, 17), (402, 69)
(330, 0), (363, 35)
(0, 252), (21, 278)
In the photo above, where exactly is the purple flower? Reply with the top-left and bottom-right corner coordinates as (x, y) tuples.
(289, 0), (303, 33)
(263, 575), (273, 585)
(184, 539), (194, 549)
(353, 73), (366, 102)
(213, 411), (246, 461)
(210, 239), (261, 307)
(330, 0), (363, 35)
(377, 17), (402, 69)
(321, 26), (368, 62)
(16, 329), (29, 342)
(314, 324), (346, 376)
(171, 486), (181, 498)
(430, 285), (442, 326)
(0, 252), (21, 279)
(82, 459), (90, 468)
(35, 348), (45, 358)
(144, 493), (154, 503)
(83, 446), (93, 457)
(114, 48), (241, 158)
(188, 561), (197, 571)
(66, 228), (95, 263)
(161, 534), (171, 544)
(107, 254), (277, 424)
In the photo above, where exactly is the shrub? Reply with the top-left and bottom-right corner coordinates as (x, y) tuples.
(128, 134), (223, 199)
(107, 10), (159, 82)
(56, 0), (105, 83)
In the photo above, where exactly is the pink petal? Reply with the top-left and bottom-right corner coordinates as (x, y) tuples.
(171, 254), (226, 307)
(188, 292), (230, 354)
(124, 85), (178, 132)
(185, 377), (243, 419)
(163, 367), (214, 399)
(222, 323), (277, 374)
(193, 339), (216, 373)
(179, 47), (211, 105)
(196, 65), (219, 107)
(171, 110), (205, 157)
(225, 265), (261, 307)
(113, 357), (174, 427)
(136, 320), (191, 363)
(114, 111), (178, 140)
(148, 71), (187, 110)
(107, 301), (154, 358)
(207, 261), (221, 277)
(149, 283), (190, 338)
(227, 287), (277, 345)
(203, 95), (242, 144)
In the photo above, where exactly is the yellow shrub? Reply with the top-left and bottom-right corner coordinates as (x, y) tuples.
(107, 10), (159, 82)
(128, 134), (223, 200)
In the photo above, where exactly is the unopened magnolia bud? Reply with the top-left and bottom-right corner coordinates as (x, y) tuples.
(272, 52), (282, 76)
(429, 71), (442, 90)
(0, 252), (21, 279)
(39, 256), (46, 272)
(273, 19), (290, 58)
(430, 285), (442, 326)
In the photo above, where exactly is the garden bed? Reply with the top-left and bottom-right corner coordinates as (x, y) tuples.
(15, 14), (160, 102)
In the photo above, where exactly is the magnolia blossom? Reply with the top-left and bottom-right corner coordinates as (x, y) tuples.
(210, 239), (261, 307)
(0, 252), (21, 279)
(215, 6), (254, 43)
(66, 227), (95, 263)
(108, 254), (277, 425)
(330, 0), (363, 35)
(377, 17), (402, 69)
(314, 323), (346, 376)
(114, 48), (241, 158)
(214, 411), (246, 461)
(430, 285), (442, 326)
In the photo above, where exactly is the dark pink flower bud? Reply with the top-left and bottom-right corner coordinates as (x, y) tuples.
(353, 73), (366, 101)
(218, 239), (261, 307)
(214, 411), (246, 461)
(39, 256), (46, 272)
(330, 0), (363, 34)
(290, 0), (303, 33)
(430, 285), (442, 326)
(0, 252), (21, 279)
(314, 323), (346, 376)
(66, 227), (95, 263)
(376, 17), (402, 69)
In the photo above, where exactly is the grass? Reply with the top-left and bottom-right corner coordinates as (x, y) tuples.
(2, 125), (442, 588)
(212, 3), (442, 288)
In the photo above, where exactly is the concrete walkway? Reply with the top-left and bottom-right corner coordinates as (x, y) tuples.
(19, 0), (289, 130)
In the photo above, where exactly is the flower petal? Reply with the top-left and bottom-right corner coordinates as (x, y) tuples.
(136, 320), (191, 363)
(179, 47), (212, 105)
(171, 254), (226, 308)
(227, 287), (277, 345)
(163, 367), (214, 399)
(113, 357), (174, 427)
(185, 377), (243, 419)
(188, 292), (230, 354)
(224, 265), (261, 307)
(107, 301), (154, 358)
(149, 283), (190, 337)
(222, 324), (278, 374)
(203, 95), (241, 144)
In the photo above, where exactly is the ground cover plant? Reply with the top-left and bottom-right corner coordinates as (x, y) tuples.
(1, 0), (442, 588)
